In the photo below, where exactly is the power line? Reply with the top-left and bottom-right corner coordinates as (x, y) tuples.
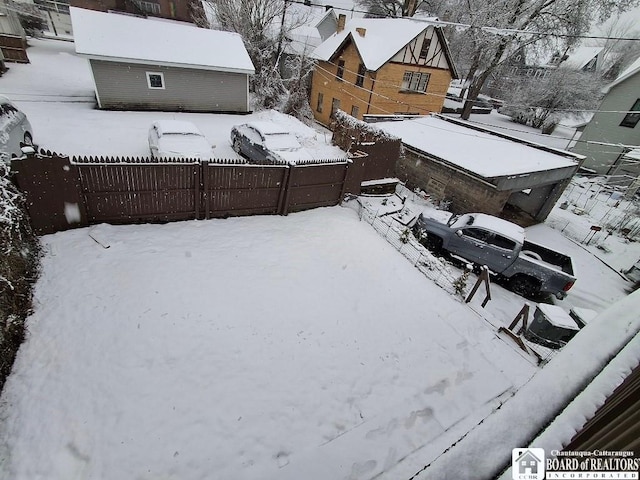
(0, 3), (47, 20)
(285, 0), (640, 42)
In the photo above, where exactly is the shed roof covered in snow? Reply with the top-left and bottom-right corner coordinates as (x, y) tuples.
(560, 46), (604, 71)
(311, 17), (456, 75)
(375, 115), (582, 178)
(70, 7), (255, 74)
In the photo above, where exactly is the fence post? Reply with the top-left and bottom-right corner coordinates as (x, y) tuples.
(195, 162), (202, 220)
(276, 165), (291, 215)
(280, 164), (295, 216)
(465, 266), (492, 306)
(508, 304), (530, 334)
(203, 161), (210, 220)
(338, 161), (351, 202)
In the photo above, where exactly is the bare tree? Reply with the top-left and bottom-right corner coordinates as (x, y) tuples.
(448, 0), (640, 119)
(593, 17), (640, 80)
(501, 67), (605, 131)
(203, 0), (288, 109)
(357, 0), (446, 17)
(203, 0), (316, 114)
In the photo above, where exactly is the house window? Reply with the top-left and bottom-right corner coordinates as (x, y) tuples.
(351, 105), (359, 118)
(419, 39), (431, 60)
(330, 98), (341, 119)
(356, 63), (366, 87)
(317, 92), (324, 113)
(620, 99), (640, 128)
(401, 71), (430, 92)
(336, 60), (345, 81)
(133, 0), (161, 14)
(146, 72), (165, 89)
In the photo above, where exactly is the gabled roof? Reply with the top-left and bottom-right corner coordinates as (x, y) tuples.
(516, 450), (541, 462)
(70, 7), (255, 74)
(562, 46), (603, 70)
(604, 55), (640, 93)
(310, 17), (456, 75)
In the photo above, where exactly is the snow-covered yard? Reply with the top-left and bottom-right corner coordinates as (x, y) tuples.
(0, 208), (535, 479)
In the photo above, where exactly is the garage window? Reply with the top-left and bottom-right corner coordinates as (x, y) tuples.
(146, 72), (165, 90)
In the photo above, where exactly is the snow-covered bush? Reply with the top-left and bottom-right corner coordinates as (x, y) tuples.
(453, 266), (471, 296)
(0, 162), (40, 393)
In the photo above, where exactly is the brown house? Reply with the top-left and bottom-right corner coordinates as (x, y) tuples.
(309, 16), (458, 126)
(70, 0), (205, 25)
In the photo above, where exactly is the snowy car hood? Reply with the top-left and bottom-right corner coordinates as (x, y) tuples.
(157, 134), (213, 160)
(270, 146), (316, 164)
(263, 133), (302, 152)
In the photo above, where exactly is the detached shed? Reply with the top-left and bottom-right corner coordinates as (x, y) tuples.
(70, 7), (255, 113)
(377, 115), (584, 225)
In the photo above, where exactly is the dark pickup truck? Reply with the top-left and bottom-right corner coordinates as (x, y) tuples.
(412, 211), (576, 299)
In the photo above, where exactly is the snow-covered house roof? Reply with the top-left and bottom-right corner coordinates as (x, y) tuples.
(375, 115), (582, 178)
(70, 7), (255, 74)
(285, 6), (339, 55)
(604, 55), (640, 93)
(561, 46), (604, 71)
(311, 17), (457, 75)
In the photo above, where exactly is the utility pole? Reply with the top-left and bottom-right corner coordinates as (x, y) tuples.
(403, 0), (417, 16)
(276, 0), (289, 61)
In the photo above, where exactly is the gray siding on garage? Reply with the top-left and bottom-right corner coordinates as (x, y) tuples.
(90, 59), (250, 112)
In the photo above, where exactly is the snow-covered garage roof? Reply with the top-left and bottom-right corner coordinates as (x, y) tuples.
(375, 115), (582, 178)
(70, 7), (255, 74)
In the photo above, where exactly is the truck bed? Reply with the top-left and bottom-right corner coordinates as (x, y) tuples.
(522, 240), (574, 275)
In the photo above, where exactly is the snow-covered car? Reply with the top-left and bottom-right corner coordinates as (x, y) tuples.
(148, 120), (214, 160)
(230, 121), (313, 164)
(441, 93), (493, 114)
(0, 95), (33, 163)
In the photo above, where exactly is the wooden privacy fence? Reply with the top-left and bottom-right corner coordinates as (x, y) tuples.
(11, 151), (360, 235)
(331, 110), (402, 182)
(0, 34), (29, 64)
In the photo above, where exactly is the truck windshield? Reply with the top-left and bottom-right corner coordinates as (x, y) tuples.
(449, 214), (473, 229)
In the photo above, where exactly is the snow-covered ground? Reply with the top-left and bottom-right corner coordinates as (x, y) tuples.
(0, 208), (536, 479)
(1, 37), (639, 480)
